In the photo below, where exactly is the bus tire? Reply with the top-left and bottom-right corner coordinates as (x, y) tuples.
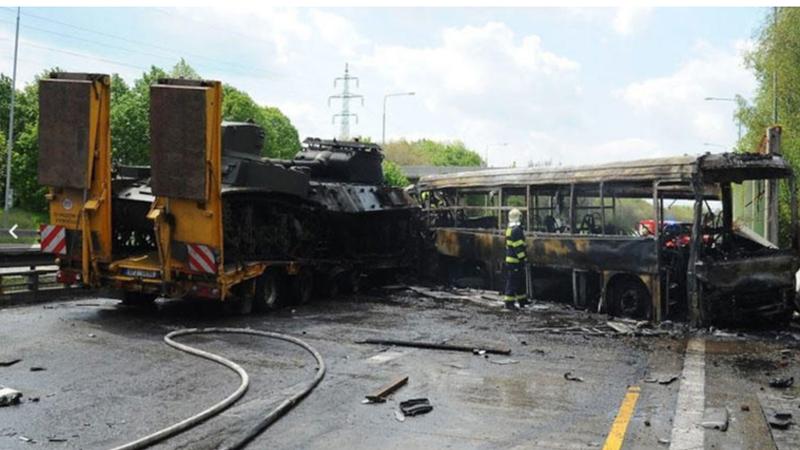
(608, 275), (651, 320)
(254, 270), (284, 312)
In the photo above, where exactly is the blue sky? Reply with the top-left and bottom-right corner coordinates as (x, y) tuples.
(0, 6), (772, 166)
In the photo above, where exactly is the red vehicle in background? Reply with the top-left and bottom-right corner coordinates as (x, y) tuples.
(638, 219), (692, 248)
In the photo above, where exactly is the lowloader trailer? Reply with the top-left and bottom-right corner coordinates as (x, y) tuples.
(37, 73), (422, 311)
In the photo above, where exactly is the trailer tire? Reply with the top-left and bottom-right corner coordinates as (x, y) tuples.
(292, 270), (314, 305)
(254, 270), (284, 312)
(607, 275), (651, 320)
(121, 291), (157, 308)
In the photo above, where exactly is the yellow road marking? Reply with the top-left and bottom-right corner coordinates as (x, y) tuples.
(602, 385), (641, 450)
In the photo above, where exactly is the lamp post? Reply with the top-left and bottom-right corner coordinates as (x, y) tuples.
(382, 92), (415, 144)
(704, 96), (742, 141)
(484, 142), (508, 167)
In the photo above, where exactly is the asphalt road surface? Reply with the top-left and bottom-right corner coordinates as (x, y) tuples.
(1, 289), (799, 449)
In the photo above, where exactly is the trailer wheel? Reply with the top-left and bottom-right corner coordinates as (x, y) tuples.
(292, 270), (314, 304)
(607, 276), (651, 319)
(254, 270), (284, 311)
(121, 291), (157, 308)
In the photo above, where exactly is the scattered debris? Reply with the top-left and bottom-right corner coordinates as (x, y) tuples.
(399, 398), (433, 417)
(29, 367), (45, 372)
(365, 375), (408, 404)
(657, 437), (670, 445)
(0, 359), (21, 367)
(358, 338), (511, 355)
(367, 351), (404, 364)
(88, 333), (96, 338)
(564, 371), (584, 382)
(769, 376), (794, 389)
(768, 412), (793, 429)
(607, 321), (635, 334)
(394, 410), (405, 422)
(47, 437), (67, 442)
(701, 407), (729, 431)
(644, 419), (651, 427)
(0, 387), (23, 406)
(472, 349), (486, 356)
(18, 435), (34, 443)
(489, 358), (519, 365)
(645, 374), (679, 385)
(741, 404), (750, 412)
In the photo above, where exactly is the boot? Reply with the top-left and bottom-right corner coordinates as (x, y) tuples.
(504, 301), (518, 310)
(518, 299), (531, 308)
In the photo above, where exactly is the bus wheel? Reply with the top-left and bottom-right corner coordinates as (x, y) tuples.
(608, 276), (651, 319)
(254, 270), (284, 312)
(292, 270), (314, 304)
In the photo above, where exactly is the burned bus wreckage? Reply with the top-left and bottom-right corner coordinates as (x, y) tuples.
(416, 151), (800, 326)
(38, 74), (421, 310)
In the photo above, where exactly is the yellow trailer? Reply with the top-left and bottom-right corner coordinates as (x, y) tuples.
(37, 72), (112, 287)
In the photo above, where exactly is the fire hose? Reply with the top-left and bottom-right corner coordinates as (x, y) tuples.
(109, 327), (326, 450)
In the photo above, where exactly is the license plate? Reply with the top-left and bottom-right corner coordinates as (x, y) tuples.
(122, 268), (159, 279)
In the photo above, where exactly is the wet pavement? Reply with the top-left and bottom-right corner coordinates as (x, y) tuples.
(1, 289), (799, 449)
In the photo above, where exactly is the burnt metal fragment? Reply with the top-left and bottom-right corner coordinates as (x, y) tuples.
(399, 398), (433, 416)
(769, 376), (794, 389)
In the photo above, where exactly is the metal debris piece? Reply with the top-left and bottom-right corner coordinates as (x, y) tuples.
(358, 338), (510, 355)
(564, 371), (584, 382)
(18, 435), (33, 443)
(769, 376), (794, 389)
(489, 358), (519, 365)
(607, 321), (634, 334)
(701, 407), (729, 431)
(365, 375), (408, 403)
(0, 387), (23, 406)
(394, 410), (405, 422)
(0, 359), (21, 367)
(399, 398), (433, 417)
(88, 333), (96, 338)
(47, 437), (67, 442)
(657, 438), (670, 445)
(645, 374), (679, 385)
(29, 367), (45, 372)
(741, 404), (750, 412)
(768, 412), (793, 429)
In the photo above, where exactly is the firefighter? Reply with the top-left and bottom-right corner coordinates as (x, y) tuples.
(504, 208), (529, 309)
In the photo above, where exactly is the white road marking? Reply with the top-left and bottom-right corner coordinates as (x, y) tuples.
(670, 338), (706, 450)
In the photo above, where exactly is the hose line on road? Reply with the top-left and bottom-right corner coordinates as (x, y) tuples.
(109, 327), (326, 450)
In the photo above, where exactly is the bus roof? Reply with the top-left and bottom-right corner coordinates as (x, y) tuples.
(416, 152), (793, 190)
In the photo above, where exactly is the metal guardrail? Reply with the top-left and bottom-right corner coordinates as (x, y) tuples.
(0, 268), (64, 295)
(0, 244), (73, 297)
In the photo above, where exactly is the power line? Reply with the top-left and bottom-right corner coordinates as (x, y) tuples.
(0, 7), (273, 78)
(328, 63), (363, 140)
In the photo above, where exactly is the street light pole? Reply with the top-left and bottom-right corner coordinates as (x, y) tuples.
(704, 96), (742, 141)
(382, 92), (414, 145)
(4, 7), (20, 226)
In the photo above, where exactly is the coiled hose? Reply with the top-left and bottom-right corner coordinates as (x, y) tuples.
(110, 327), (326, 450)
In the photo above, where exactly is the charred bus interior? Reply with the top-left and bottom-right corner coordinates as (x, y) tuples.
(418, 153), (800, 326)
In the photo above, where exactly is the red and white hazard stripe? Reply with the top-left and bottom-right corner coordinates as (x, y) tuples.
(187, 244), (217, 274)
(39, 224), (67, 255)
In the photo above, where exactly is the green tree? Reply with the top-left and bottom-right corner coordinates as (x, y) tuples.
(170, 58), (200, 80)
(221, 84), (301, 158)
(382, 159), (409, 187)
(736, 8), (800, 244)
(110, 66), (167, 165)
(383, 138), (483, 167)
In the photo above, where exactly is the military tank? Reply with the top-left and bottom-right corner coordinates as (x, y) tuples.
(112, 122), (421, 283)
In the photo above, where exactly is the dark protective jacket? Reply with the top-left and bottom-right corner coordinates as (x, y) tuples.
(505, 224), (526, 265)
